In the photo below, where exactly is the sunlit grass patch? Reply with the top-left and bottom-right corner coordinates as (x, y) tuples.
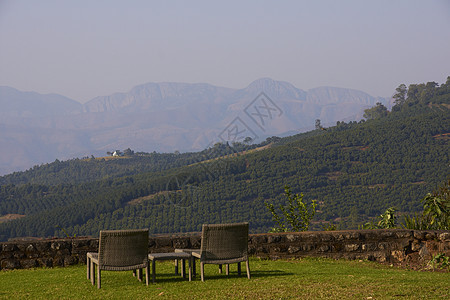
(1, 258), (449, 299)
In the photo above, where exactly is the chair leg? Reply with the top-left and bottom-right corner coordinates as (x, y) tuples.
(181, 259), (186, 278)
(97, 268), (101, 289)
(145, 263), (150, 286)
(225, 264), (229, 275)
(237, 262), (241, 276)
(246, 260), (251, 279)
(133, 269), (136, 277)
(87, 257), (90, 280)
(137, 268), (143, 282)
(91, 261), (95, 285)
(192, 257), (196, 277)
(200, 262), (205, 282)
(218, 264), (222, 273)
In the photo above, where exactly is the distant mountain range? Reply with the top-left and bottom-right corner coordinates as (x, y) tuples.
(0, 78), (389, 175)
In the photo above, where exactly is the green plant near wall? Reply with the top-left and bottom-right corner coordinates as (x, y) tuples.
(402, 213), (432, 230)
(421, 181), (450, 230)
(428, 253), (450, 271)
(402, 179), (450, 230)
(360, 207), (397, 229)
(377, 207), (397, 228)
(265, 185), (317, 232)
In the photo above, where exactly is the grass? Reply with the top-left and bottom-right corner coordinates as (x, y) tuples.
(1, 257), (449, 299)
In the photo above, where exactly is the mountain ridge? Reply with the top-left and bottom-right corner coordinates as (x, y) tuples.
(0, 78), (388, 175)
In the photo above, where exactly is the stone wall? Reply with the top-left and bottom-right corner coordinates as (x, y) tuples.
(1, 229), (449, 270)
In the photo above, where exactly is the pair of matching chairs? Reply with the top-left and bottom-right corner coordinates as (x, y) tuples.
(86, 222), (250, 288)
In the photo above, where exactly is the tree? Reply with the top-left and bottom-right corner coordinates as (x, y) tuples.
(243, 137), (253, 145)
(315, 119), (322, 130)
(393, 84), (407, 107)
(363, 102), (388, 120)
(124, 148), (135, 156)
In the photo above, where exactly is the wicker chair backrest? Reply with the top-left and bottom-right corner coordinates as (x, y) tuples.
(99, 229), (149, 268)
(200, 222), (248, 260)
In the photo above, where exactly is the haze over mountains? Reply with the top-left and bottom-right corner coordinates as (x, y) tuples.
(0, 78), (389, 175)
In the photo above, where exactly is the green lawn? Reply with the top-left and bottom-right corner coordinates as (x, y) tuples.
(0, 258), (449, 299)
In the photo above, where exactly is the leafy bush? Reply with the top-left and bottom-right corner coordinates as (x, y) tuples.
(265, 185), (316, 232)
(402, 179), (450, 230)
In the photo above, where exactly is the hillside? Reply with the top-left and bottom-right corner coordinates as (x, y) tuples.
(0, 78), (448, 241)
(0, 78), (387, 175)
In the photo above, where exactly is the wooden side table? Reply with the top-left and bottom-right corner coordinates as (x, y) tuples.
(148, 252), (192, 283)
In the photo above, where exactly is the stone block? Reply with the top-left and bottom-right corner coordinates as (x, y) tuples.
(16, 243), (29, 252)
(380, 231), (394, 238)
(13, 251), (25, 259)
(25, 244), (35, 253)
(256, 246), (268, 254)
(288, 246), (301, 254)
(345, 244), (360, 252)
(1, 259), (20, 269)
(332, 243), (344, 252)
(155, 237), (172, 248)
(419, 245), (431, 260)
(21, 259), (38, 269)
(302, 244), (314, 251)
(378, 242), (388, 250)
(374, 252), (388, 263)
(335, 234), (345, 241)
(413, 231), (425, 240)
(53, 257), (64, 267)
(51, 242), (62, 251)
(395, 231), (412, 238)
(267, 235), (282, 243)
(411, 241), (422, 251)
(0, 252), (12, 260)
(248, 245), (256, 255)
(35, 242), (51, 252)
(251, 235), (268, 244)
(286, 234), (297, 242)
(172, 237), (190, 249)
(320, 234), (334, 242)
(37, 258), (53, 268)
(391, 250), (406, 262)
(425, 232), (436, 240)
(2, 244), (17, 252)
(190, 236), (201, 248)
(148, 238), (156, 248)
(64, 255), (78, 266)
(438, 232), (450, 241)
(271, 245), (288, 253)
(362, 231), (380, 240)
(361, 243), (377, 252)
(344, 232), (361, 240)
(317, 244), (330, 252)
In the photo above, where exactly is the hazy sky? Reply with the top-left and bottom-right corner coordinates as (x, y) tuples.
(1, 0), (449, 103)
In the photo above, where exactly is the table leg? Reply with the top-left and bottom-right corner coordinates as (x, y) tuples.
(175, 259), (179, 275)
(181, 259), (186, 278)
(152, 260), (156, 283)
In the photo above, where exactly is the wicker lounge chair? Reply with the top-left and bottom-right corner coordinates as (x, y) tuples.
(192, 222), (250, 281)
(86, 229), (150, 289)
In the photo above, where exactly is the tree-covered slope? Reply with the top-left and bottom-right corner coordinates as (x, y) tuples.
(0, 79), (448, 241)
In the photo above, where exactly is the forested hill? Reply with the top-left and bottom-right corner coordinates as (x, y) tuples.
(0, 78), (448, 241)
